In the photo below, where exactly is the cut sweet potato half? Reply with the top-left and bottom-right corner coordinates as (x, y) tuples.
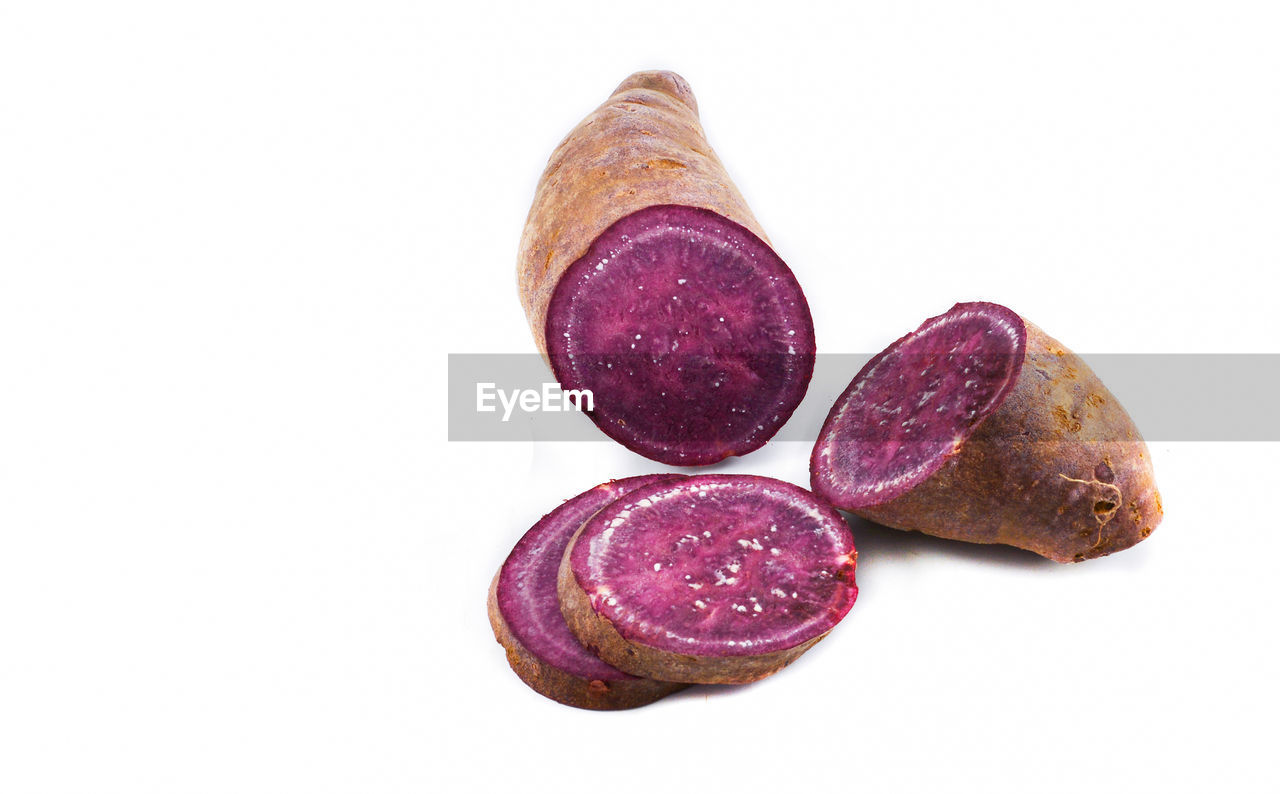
(518, 71), (814, 465)
(811, 301), (1162, 562)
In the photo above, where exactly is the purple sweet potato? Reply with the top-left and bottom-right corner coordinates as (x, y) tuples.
(517, 71), (815, 466)
(811, 302), (1163, 563)
(488, 475), (687, 709)
(557, 475), (857, 684)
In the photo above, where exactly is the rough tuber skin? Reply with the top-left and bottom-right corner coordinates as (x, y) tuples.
(517, 70), (770, 358)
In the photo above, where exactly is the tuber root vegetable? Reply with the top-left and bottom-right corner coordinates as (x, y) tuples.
(810, 301), (1162, 562)
(517, 71), (815, 465)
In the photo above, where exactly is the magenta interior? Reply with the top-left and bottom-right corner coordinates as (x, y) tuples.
(812, 302), (1026, 508)
(546, 205), (815, 465)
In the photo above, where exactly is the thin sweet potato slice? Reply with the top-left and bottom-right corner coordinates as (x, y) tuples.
(558, 475), (857, 684)
(489, 475), (686, 709)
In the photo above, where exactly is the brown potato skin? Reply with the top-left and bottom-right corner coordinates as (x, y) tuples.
(852, 322), (1163, 563)
(486, 572), (686, 710)
(556, 539), (830, 685)
(516, 70), (768, 358)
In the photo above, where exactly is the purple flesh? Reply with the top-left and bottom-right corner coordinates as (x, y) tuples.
(811, 302), (1026, 508)
(545, 205), (815, 466)
(567, 475), (857, 657)
(497, 474), (683, 681)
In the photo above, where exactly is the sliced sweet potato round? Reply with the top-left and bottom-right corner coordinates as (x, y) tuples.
(558, 474), (858, 684)
(810, 301), (1163, 562)
(489, 475), (687, 709)
(518, 71), (815, 465)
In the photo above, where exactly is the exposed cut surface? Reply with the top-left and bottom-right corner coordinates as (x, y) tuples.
(563, 475), (856, 668)
(546, 205), (815, 466)
(490, 474), (686, 708)
(812, 302), (1026, 509)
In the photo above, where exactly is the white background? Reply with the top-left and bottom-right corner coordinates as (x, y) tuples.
(1, 2), (1277, 792)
